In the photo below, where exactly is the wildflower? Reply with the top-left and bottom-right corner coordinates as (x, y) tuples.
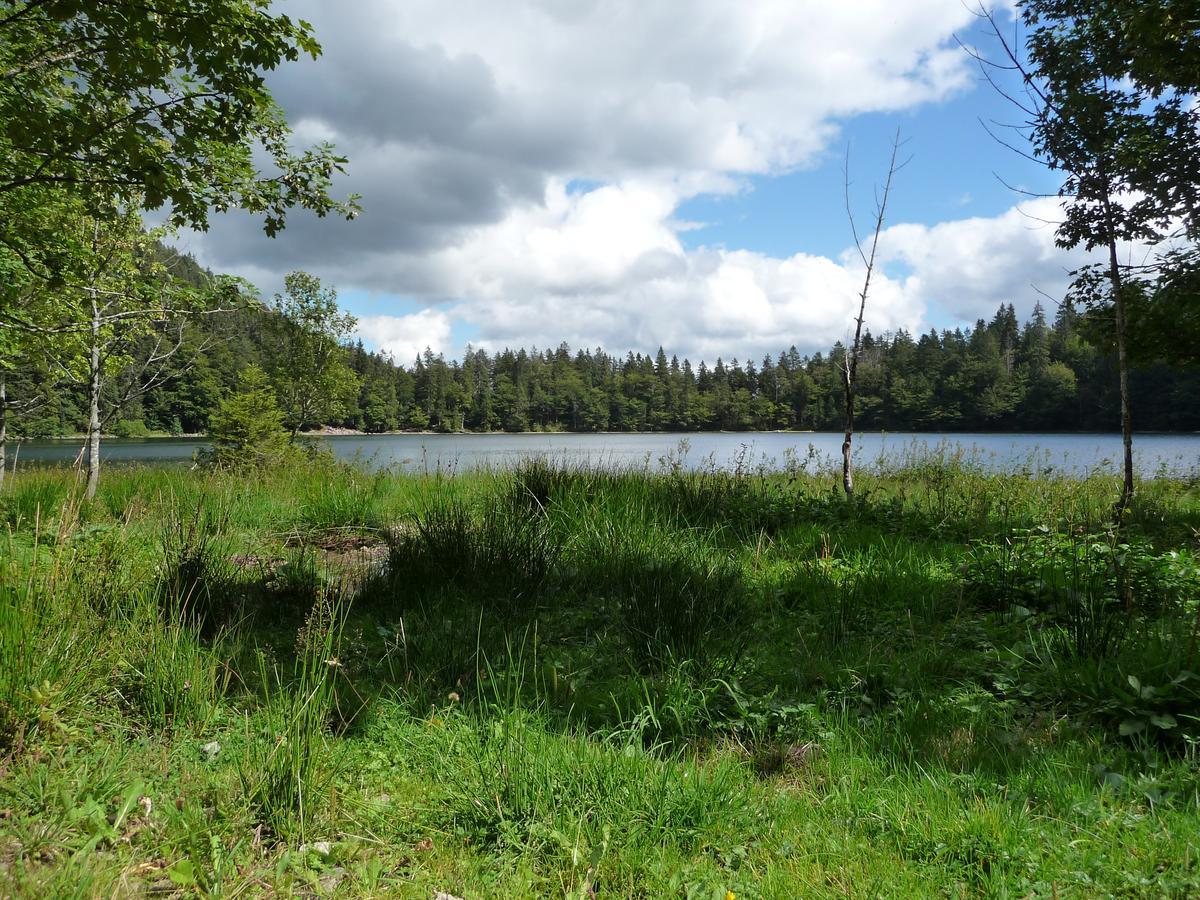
(447, 691), (461, 703)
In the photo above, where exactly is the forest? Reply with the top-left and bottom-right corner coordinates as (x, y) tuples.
(10, 253), (1200, 438)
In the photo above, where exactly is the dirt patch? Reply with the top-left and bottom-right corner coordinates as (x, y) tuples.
(289, 529), (393, 581)
(231, 529), (403, 587)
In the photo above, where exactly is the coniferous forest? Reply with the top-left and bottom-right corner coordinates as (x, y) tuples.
(11, 253), (1200, 438)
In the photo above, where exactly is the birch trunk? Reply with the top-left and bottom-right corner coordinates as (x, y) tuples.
(85, 291), (102, 500)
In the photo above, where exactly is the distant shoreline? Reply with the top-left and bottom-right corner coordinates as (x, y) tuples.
(12, 427), (1200, 441)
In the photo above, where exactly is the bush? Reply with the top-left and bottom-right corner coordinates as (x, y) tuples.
(113, 418), (151, 438)
(963, 526), (1197, 658)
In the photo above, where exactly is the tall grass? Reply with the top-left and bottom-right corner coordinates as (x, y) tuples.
(2, 456), (1200, 895)
(379, 489), (559, 614)
(0, 539), (105, 749)
(238, 588), (349, 840)
(0, 469), (73, 529)
(589, 533), (744, 669)
(157, 497), (241, 630)
(116, 595), (232, 733)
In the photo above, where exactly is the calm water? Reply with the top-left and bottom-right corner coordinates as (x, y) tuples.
(9, 432), (1200, 476)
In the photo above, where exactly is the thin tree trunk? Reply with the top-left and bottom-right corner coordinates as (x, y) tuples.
(85, 290), (102, 500)
(0, 373), (7, 493)
(1108, 235), (1134, 511)
(1100, 183), (1134, 513)
(841, 344), (861, 497)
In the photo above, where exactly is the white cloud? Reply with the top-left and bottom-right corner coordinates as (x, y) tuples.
(386, 187), (1166, 363)
(356, 310), (453, 364)
(188, 0), (981, 291)
(874, 196), (1181, 325)
(407, 179), (927, 362)
(874, 197), (1082, 322)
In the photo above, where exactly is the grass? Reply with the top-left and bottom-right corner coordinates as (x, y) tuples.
(0, 451), (1199, 896)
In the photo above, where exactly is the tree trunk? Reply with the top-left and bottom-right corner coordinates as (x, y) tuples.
(841, 265), (872, 499)
(0, 373), (7, 493)
(1108, 235), (1134, 511)
(840, 433), (854, 495)
(85, 292), (102, 500)
(841, 354), (858, 498)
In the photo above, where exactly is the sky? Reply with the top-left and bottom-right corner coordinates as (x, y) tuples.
(171, 0), (1108, 366)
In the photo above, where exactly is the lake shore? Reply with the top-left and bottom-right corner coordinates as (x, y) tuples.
(12, 430), (1200, 478)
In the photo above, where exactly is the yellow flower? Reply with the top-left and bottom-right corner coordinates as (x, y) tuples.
(725, 893), (736, 900)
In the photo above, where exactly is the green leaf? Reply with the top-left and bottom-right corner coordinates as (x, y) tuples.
(1149, 713), (1178, 730)
(1119, 718), (1146, 736)
(167, 859), (197, 887)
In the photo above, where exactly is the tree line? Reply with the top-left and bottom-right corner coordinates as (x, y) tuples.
(8, 260), (1199, 437)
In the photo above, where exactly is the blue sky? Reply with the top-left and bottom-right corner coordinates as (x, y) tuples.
(676, 94), (1060, 264)
(185, 2), (1090, 365)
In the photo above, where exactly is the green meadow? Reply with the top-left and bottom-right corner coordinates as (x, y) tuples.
(2, 453), (1199, 897)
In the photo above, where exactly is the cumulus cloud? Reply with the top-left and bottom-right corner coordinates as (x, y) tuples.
(382, 188), (1133, 363)
(385, 178), (926, 362)
(184, 1), (977, 277)
(356, 310), (453, 364)
(874, 197), (1083, 323)
(873, 196), (1178, 326)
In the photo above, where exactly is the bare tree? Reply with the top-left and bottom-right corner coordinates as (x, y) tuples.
(841, 129), (906, 499)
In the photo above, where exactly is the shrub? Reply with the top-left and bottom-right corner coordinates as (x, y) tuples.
(963, 527), (1197, 658)
(112, 418), (151, 438)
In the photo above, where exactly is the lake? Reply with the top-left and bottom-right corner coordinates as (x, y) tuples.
(9, 431), (1200, 477)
